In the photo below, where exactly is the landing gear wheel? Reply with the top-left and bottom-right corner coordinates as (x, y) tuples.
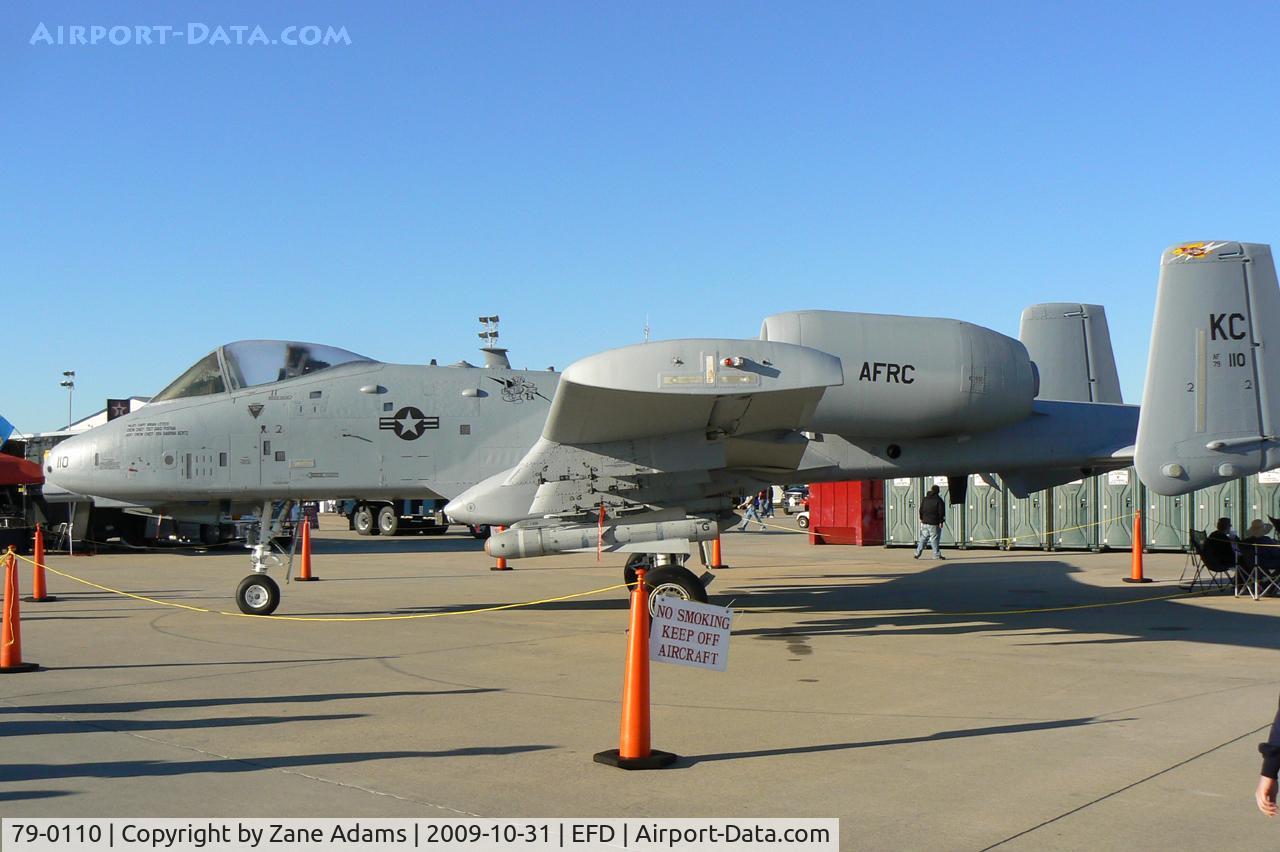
(377, 506), (400, 536)
(644, 565), (707, 616)
(236, 574), (280, 615)
(353, 506), (376, 535)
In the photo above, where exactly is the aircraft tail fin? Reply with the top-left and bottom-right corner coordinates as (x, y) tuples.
(1019, 303), (1122, 403)
(1136, 241), (1280, 495)
(0, 415), (14, 446)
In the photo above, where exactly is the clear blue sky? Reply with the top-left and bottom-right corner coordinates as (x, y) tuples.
(5, 1), (1280, 432)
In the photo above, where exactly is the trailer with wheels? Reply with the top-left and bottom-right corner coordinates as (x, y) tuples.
(342, 498), (452, 536)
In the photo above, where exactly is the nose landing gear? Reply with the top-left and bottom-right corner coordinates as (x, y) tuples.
(234, 500), (295, 615)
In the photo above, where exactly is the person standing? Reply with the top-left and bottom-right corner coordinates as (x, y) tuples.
(914, 484), (946, 560)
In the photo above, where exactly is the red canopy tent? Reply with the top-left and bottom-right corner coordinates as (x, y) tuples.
(0, 454), (43, 487)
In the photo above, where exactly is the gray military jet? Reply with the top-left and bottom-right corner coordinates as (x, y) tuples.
(46, 338), (559, 614)
(48, 241), (1280, 616)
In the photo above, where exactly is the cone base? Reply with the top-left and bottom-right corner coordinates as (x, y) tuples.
(593, 749), (677, 770)
(294, 577), (319, 582)
(0, 662), (40, 673)
(1122, 577), (1153, 584)
(489, 566), (513, 571)
(22, 595), (58, 602)
(710, 564), (729, 570)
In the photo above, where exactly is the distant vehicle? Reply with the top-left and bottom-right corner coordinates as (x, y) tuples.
(796, 510), (810, 530)
(782, 486), (809, 515)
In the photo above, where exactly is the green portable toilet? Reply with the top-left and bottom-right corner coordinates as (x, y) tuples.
(1098, 468), (1137, 550)
(884, 477), (919, 547)
(1194, 480), (1246, 538)
(1007, 489), (1050, 549)
(1246, 470), (1280, 527)
(1053, 477), (1098, 550)
(1145, 489), (1192, 552)
(965, 474), (1005, 549)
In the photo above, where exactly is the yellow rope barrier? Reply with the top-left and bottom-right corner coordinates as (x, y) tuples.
(15, 546), (1220, 623)
(12, 552), (628, 622)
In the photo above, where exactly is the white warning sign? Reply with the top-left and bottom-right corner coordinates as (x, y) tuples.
(649, 598), (732, 671)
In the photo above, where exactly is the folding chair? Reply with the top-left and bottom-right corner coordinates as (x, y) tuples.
(1256, 517), (1280, 598)
(1182, 530), (1236, 592)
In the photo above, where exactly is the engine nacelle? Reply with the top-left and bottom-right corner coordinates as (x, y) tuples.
(760, 311), (1038, 439)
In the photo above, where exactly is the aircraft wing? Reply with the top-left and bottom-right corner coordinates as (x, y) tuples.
(444, 338), (843, 532)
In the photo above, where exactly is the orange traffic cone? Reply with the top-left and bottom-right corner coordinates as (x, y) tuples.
(490, 525), (511, 571)
(594, 567), (677, 769)
(296, 516), (318, 581)
(2, 547), (39, 673)
(24, 524), (56, 602)
(710, 536), (728, 569)
(1124, 510), (1151, 583)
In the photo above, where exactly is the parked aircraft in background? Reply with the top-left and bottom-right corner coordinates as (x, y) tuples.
(48, 242), (1280, 616)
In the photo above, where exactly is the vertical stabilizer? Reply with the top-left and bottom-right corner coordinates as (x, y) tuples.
(1136, 241), (1280, 495)
(1019, 303), (1122, 403)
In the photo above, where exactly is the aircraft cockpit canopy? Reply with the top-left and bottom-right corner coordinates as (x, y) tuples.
(152, 340), (377, 403)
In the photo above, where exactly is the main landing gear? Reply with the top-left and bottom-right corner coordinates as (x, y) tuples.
(623, 550), (712, 616)
(235, 500), (296, 615)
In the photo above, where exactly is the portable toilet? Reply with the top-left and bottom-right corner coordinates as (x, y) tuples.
(1097, 468), (1137, 550)
(1053, 477), (1098, 550)
(965, 473), (1004, 549)
(1007, 488), (1050, 549)
(884, 477), (919, 547)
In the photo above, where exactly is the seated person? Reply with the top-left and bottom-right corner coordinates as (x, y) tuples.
(1243, 519), (1280, 573)
(1206, 516), (1240, 567)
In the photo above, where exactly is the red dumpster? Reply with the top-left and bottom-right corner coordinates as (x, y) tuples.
(808, 481), (885, 545)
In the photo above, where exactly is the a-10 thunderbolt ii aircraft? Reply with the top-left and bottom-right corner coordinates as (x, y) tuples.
(47, 241), (1280, 615)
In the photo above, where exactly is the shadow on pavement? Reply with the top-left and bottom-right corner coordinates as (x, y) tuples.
(0, 713), (365, 737)
(680, 715), (1122, 765)
(1, 747), (556, 782)
(3, 689), (498, 715)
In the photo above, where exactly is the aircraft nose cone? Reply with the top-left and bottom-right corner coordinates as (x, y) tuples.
(443, 496), (475, 524)
(44, 433), (90, 492)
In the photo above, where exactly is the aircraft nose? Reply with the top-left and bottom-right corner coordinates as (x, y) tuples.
(443, 495), (475, 524)
(45, 433), (92, 492)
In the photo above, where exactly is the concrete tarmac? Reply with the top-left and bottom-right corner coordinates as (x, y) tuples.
(3, 514), (1280, 850)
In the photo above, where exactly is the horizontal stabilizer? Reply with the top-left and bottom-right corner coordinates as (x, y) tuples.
(1136, 242), (1280, 494)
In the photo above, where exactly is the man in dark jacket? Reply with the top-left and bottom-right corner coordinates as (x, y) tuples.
(1257, 695), (1280, 816)
(914, 484), (947, 560)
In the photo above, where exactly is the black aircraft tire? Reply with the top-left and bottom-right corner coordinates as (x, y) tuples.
(236, 574), (281, 616)
(353, 506), (377, 536)
(377, 506), (400, 536)
(644, 565), (707, 614)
